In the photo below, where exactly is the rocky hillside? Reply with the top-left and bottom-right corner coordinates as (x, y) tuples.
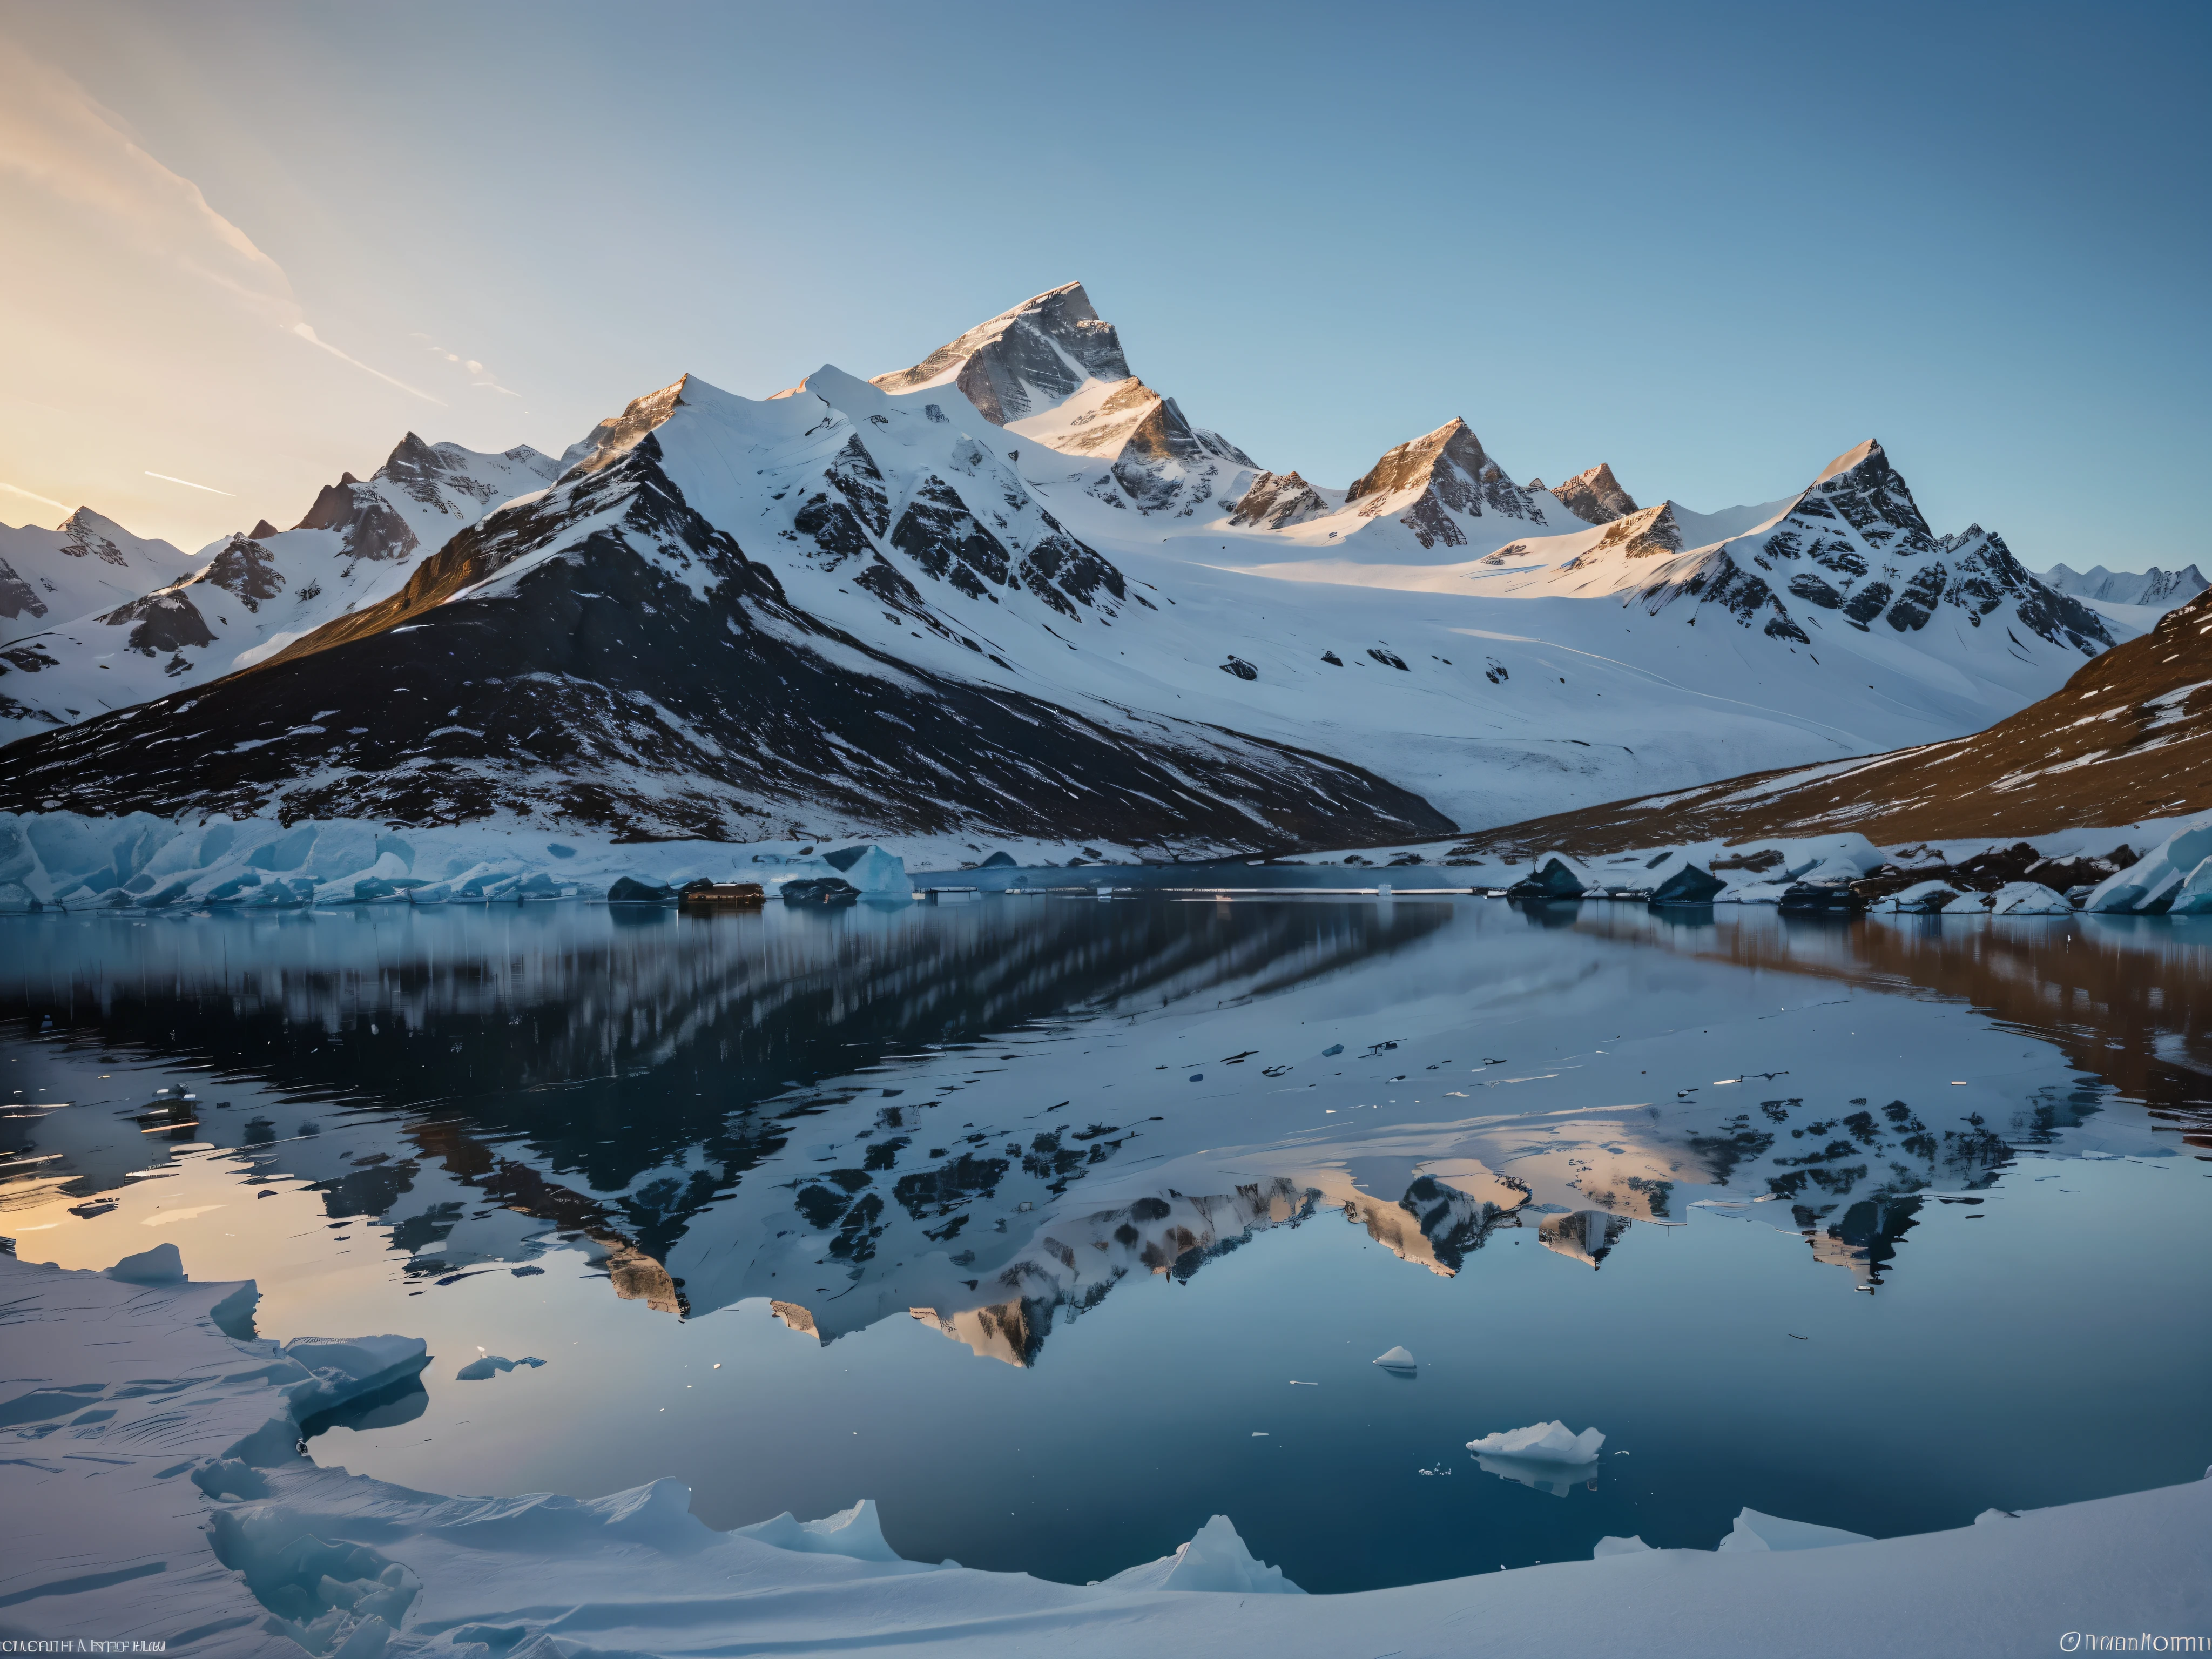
(1447, 583), (2212, 855)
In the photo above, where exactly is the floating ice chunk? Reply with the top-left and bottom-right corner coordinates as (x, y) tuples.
(455, 1353), (545, 1381)
(1594, 1535), (1654, 1557)
(1466, 1421), (1604, 1463)
(1099, 1514), (1304, 1595)
(733, 1498), (903, 1562)
(1645, 854), (1724, 905)
(1879, 880), (1964, 913)
(107, 1241), (186, 1283)
(1507, 853), (1592, 899)
(2090, 823), (2212, 913)
(1987, 881), (2072, 915)
(1372, 1345), (1417, 1372)
(1717, 1507), (1873, 1552)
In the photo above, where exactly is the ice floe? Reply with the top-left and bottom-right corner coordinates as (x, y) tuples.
(1466, 1421), (1606, 1462)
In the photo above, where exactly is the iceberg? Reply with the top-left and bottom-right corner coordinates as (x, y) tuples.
(733, 1498), (905, 1563)
(1878, 879), (1963, 913)
(1717, 1507), (1874, 1552)
(1372, 1345), (1418, 1372)
(1986, 881), (2073, 916)
(1506, 853), (1592, 899)
(1594, 1534), (1654, 1557)
(2089, 820), (2212, 913)
(1466, 1421), (1606, 1462)
(1097, 1514), (1305, 1594)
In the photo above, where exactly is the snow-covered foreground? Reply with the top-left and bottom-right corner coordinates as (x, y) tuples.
(4, 1249), (2205, 1657)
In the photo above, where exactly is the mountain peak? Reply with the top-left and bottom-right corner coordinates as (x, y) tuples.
(1551, 462), (1638, 525)
(872, 282), (1130, 426)
(1815, 439), (1883, 484)
(1341, 420), (1547, 548)
(558, 375), (694, 478)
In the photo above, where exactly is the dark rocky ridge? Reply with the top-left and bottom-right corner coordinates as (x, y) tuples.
(1550, 462), (1639, 525)
(0, 435), (1452, 852)
(1345, 420), (1550, 550)
(872, 281), (1130, 426)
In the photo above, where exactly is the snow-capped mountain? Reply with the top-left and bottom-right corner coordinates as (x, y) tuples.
(0, 508), (186, 630)
(872, 282), (1253, 519)
(2034, 562), (2206, 614)
(1534, 461), (1638, 525)
(0, 368), (1445, 852)
(0, 437), (555, 743)
(0, 282), (2138, 852)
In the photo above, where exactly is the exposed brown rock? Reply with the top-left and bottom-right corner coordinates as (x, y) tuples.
(1551, 462), (1639, 525)
(1451, 585), (2212, 857)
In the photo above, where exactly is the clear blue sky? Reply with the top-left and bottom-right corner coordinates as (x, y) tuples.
(1, 0), (2204, 565)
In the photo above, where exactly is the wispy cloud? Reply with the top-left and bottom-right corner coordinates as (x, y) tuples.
(1, 480), (71, 514)
(415, 334), (522, 397)
(0, 38), (442, 406)
(145, 470), (234, 496)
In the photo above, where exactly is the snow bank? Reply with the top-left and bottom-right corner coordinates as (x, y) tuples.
(1099, 1514), (1305, 1594)
(0, 810), (916, 911)
(1466, 1421), (1606, 1462)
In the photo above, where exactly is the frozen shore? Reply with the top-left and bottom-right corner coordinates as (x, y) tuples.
(3, 1250), (2206, 1657)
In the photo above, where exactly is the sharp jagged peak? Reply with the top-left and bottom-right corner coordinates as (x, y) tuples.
(871, 282), (1131, 426)
(1550, 462), (1638, 525)
(1345, 418), (1494, 504)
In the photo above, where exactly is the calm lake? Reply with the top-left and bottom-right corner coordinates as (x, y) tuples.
(4, 884), (2209, 1593)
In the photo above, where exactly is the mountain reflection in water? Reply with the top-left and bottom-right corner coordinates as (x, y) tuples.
(3, 897), (2207, 1365)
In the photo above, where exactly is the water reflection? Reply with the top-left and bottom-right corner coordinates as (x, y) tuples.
(3, 896), (2206, 1372)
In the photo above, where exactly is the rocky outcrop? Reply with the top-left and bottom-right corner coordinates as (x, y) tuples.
(1550, 462), (1638, 525)
(1448, 583), (2212, 854)
(1345, 419), (1550, 549)
(1229, 470), (1330, 529)
(871, 281), (1131, 426)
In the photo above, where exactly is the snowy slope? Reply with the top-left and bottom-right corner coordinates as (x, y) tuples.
(0, 507), (187, 632)
(0, 436), (557, 744)
(872, 282), (1256, 520)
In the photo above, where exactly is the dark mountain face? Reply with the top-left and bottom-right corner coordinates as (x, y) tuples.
(873, 281), (1131, 426)
(1550, 463), (1638, 525)
(0, 436), (1450, 853)
(1345, 420), (1551, 549)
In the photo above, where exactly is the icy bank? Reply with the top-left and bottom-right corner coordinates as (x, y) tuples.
(0, 810), (915, 911)
(3, 1251), (2209, 1657)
